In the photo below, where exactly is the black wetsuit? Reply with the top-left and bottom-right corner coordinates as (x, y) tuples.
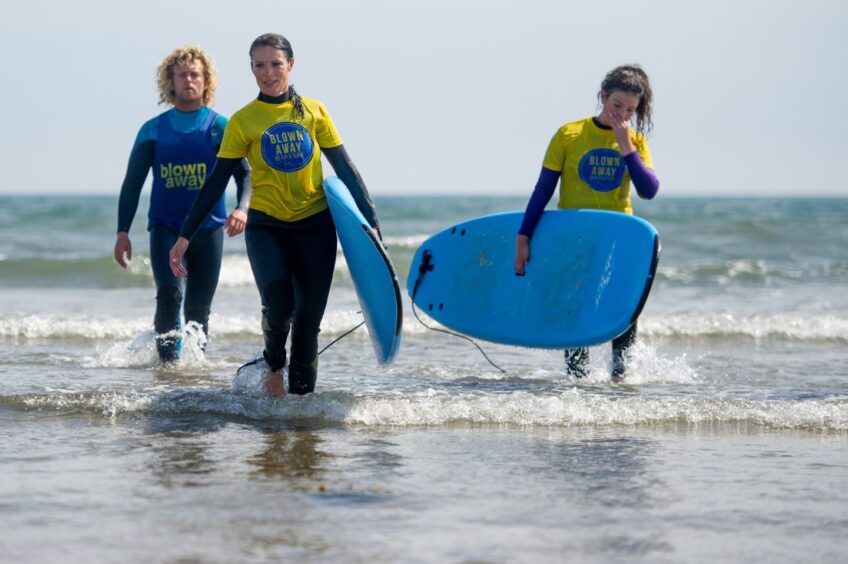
(179, 91), (379, 393)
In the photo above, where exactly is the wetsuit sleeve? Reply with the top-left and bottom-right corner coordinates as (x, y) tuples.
(178, 157), (240, 240)
(210, 116), (252, 212)
(116, 140), (154, 232)
(322, 145), (380, 229)
(232, 158), (252, 211)
(518, 167), (560, 237)
(623, 152), (659, 199)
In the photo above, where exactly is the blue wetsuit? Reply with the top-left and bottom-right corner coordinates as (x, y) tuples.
(117, 107), (251, 362)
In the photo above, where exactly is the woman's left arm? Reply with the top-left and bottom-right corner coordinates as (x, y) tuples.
(623, 152), (659, 199)
(323, 145), (381, 236)
(608, 111), (659, 199)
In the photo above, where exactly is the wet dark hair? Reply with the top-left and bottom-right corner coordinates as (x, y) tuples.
(599, 64), (653, 136)
(249, 33), (304, 120)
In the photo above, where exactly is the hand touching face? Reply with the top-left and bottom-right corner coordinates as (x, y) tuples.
(600, 90), (640, 129)
(599, 90), (641, 155)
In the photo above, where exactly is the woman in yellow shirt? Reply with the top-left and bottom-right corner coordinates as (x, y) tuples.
(170, 33), (381, 396)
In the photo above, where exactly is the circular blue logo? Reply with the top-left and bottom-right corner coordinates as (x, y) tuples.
(261, 122), (313, 172)
(578, 149), (625, 192)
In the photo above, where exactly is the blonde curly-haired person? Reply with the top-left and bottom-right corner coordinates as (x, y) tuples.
(114, 45), (251, 363)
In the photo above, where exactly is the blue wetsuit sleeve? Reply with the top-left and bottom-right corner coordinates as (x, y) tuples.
(623, 152), (659, 199)
(233, 158), (252, 211)
(518, 167), (560, 237)
(117, 140), (154, 232)
(322, 145), (380, 230)
(179, 157), (240, 240)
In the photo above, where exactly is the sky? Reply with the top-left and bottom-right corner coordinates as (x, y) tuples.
(1, 0), (845, 196)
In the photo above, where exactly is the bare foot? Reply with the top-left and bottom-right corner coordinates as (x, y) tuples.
(264, 370), (286, 397)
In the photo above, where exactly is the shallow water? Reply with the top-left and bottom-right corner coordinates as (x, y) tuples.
(1, 195), (846, 562)
(3, 414), (846, 562)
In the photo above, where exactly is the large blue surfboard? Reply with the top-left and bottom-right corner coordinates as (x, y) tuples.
(323, 177), (402, 364)
(407, 210), (660, 349)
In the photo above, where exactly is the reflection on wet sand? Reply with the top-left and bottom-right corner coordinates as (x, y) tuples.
(247, 426), (331, 487)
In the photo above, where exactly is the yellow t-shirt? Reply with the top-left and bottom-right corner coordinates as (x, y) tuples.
(218, 96), (343, 222)
(543, 117), (653, 215)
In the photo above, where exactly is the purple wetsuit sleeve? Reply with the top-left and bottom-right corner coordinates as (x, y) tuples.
(623, 152), (659, 199)
(518, 167), (560, 237)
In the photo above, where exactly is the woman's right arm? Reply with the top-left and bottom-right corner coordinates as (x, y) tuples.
(178, 157), (241, 240)
(514, 167), (559, 276)
(518, 167), (559, 238)
(170, 157), (241, 277)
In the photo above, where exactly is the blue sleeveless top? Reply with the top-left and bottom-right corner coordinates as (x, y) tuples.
(149, 108), (226, 231)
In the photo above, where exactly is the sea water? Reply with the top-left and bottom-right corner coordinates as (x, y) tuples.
(0, 195), (846, 562)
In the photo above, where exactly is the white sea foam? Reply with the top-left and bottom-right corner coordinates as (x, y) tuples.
(15, 386), (848, 431)
(641, 314), (848, 342)
(575, 341), (699, 385)
(382, 234), (428, 249)
(0, 315), (149, 340)
(0, 310), (365, 341)
(215, 255), (255, 287)
(82, 323), (222, 370)
(215, 254), (360, 288)
(122, 254), (265, 288)
(231, 357), (270, 397)
(3, 312), (845, 344)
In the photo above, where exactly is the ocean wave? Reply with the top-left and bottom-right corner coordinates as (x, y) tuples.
(657, 260), (847, 285)
(0, 254), (368, 289)
(2, 311), (845, 344)
(0, 256), (142, 289)
(6, 387), (847, 431)
(0, 315), (150, 341)
(640, 314), (848, 343)
(0, 310), (383, 343)
(216, 255), (405, 287)
(215, 255), (254, 287)
(3, 255), (843, 293)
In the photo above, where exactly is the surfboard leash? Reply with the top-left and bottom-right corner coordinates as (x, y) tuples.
(317, 317), (366, 356)
(411, 250), (506, 373)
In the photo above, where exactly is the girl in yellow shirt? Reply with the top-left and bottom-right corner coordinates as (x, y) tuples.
(514, 65), (660, 379)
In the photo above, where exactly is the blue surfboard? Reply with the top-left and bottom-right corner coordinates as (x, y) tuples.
(323, 177), (402, 364)
(407, 210), (659, 349)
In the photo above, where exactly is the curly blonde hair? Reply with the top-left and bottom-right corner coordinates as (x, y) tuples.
(156, 45), (218, 107)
